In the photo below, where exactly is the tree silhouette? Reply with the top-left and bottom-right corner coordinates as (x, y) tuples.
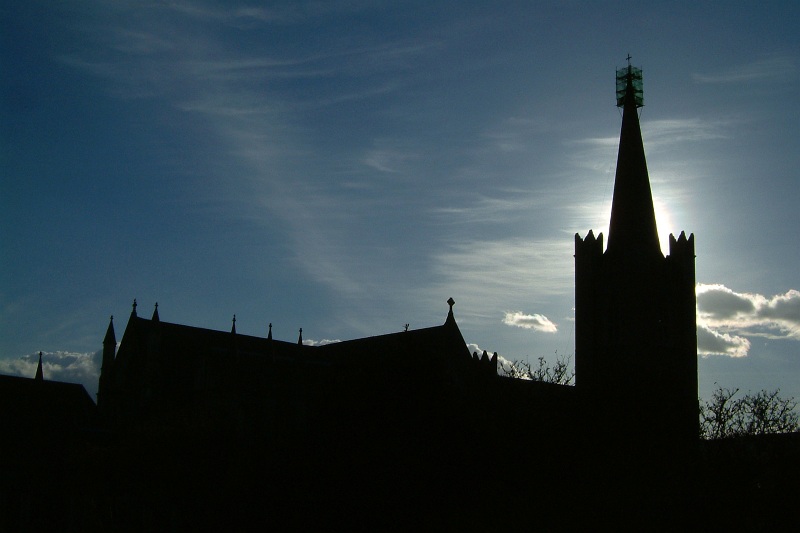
(498, 353), (574, 385)
(700, 385), (799, 439)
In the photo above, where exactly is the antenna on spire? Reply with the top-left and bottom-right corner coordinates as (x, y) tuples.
(616, 57), (643, 108)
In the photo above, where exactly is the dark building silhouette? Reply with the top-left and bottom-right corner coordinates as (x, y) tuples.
(0, 355), (99, 531)
(6, 64), (796, 530)
(575, 63), (699, 446)
(97, 298), (497, 429)
(85, 63), (706, 529)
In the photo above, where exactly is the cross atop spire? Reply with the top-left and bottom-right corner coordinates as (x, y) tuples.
(104, 316), (116, 346)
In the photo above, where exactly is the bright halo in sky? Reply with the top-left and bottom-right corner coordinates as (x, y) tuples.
(653, 198), (676, 255)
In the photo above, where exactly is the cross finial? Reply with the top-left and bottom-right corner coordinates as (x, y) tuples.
(626, 53), (632, 65)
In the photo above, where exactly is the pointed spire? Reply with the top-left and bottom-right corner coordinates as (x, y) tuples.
(104, 315), (116, 346)
(607, 62), (661, 258)
(267, 323), (273, 341)
(101, 315), (117, 378)
(297, 328), (303, 345)
(35, 352), (43, 381)
(131, 298), (138, 318)
(152, 302), (160, 322)
(231, 314), (237, 334)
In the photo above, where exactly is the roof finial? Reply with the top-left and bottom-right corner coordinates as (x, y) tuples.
(231, 314), (237, 334)
(35, 352), (43, 381)
(131, 298), (138, 317)
(446, 297), (456, 324)
(297, 327), (303, 345)
(268, 322), (273, 341)
(626, 53), (632, 65)
(152, 302), (160, 322)
(104, 315), (116, 346)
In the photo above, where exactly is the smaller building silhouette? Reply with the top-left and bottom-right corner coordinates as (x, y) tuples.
(0, 354), (99, 532)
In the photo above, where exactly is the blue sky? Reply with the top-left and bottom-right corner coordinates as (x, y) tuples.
(2, 1), (798, 403)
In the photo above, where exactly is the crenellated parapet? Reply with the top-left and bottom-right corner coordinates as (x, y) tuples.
(574, 230), (604, 259)
(668, 231), (695, 261)
(471, 350), (499, 377)
(666, 231), (697, 300)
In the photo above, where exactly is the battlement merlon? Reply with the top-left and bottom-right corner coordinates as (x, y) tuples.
(574, 230), (604, 258)
(668, 231), (695, 260)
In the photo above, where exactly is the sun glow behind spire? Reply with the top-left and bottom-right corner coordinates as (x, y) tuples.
(653, 197), (676, 256)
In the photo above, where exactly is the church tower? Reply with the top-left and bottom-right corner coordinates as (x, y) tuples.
(574, 62), (698, 443)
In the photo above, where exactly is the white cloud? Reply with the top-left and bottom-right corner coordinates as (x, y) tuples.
(696, 284), (800, 357)
(303, 338), (341, 347)
(697, 324), (750, 358)
(0, 350), (100, 389)
(502, 311), (558, 333)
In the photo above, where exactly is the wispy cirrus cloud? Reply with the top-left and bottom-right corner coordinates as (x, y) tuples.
(696, 283), (800, 357)
(503, 311), (558, 333)
(693, 57), (796, 84)
(431, 237), (574, 301)
(642, 118), (729, 148)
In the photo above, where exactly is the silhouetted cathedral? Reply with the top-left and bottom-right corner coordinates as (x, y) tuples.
(9, 65), (795, 531)
(97, 64), (699, 448)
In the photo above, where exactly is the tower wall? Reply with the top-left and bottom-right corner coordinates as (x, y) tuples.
(574, 232), (698, 443)
(574, 230), (604, 391)
(573, 64), (699, 445)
